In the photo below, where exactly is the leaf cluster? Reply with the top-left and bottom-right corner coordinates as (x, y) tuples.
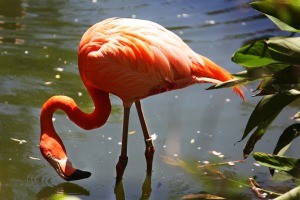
(209, 0), (300, 194)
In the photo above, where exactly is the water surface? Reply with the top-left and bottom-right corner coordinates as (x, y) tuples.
(0, 0), (298, 199)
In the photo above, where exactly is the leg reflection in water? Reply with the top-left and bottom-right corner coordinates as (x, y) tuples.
(114, 172), (152, 200)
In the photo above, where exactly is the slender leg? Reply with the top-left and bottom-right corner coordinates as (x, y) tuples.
(116, 106), (130, 181)
(135, 100), (155, 173)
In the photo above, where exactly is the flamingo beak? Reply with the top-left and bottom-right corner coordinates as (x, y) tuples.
(46, 154), (91, 181)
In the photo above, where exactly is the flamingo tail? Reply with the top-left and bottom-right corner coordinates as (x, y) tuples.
(193, 55), (246, 101)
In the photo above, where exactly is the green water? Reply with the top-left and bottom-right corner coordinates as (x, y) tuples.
(0, 0), (298, 199)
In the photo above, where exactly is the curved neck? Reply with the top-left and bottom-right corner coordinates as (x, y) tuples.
(40, 88), (111, 159)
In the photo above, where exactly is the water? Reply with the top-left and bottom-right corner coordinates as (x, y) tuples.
(0, 0), (299, 199)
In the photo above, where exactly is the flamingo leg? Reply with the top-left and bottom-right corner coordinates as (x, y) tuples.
(116, 106), (130, 181)
(135, 100), (155, 173)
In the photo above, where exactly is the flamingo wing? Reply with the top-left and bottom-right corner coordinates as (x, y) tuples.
(78, 18), (205, 102)
(78, 18), (245, 103)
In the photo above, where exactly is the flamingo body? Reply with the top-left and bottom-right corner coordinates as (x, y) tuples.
(40, 17), (244, 182)
(78, 18), (243, 104)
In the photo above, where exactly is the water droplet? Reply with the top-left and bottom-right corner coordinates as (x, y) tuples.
(205, 20), (216, 25)
(55, 67), (64, 72)
(228, 161), (235, 166)
(52, 117), (56, 122)
(55, 74), (60, 79)
(107, 137), (112, 140)
(128, 130), (136, 135)
(212, 150), (221, 156)
(11, 138), (26, 144)
(24, 50), (28, 54)
(45, 81), (52, 85)
(29, 156), (41, 161)
(151, 133), (157, 140)
(78, 92), (83, 97)
(177, 13), (189, 18)
(173, 154), (178, 157)
(190, 139), (195, 144)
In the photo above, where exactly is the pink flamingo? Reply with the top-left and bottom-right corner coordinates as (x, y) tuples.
(40, 17), (244, 181)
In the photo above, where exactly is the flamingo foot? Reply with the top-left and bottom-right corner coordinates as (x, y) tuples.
(116, 156), (128, 182)
(47, 154), (91, 181)
(145, 138), (155, 173)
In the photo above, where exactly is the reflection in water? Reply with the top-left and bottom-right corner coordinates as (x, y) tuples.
(37, 182), (90, 199)
(0, 0), (25, 18)
(114, 173), (152, 200)
(0, 0), (26, 44)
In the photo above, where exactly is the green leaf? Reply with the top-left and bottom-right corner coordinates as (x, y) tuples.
(253, 152), (300, 179)
(273, 124), (300, 156)
(270, 124), (300, 175)
(207, 65), (295, 90)
(50, 194), (81, 200)
(243, 119), (273, 158)
(206, 78), (248, 90)
(232, 40), (279, 68)
(251, 1), (300, 32)
(268, 38), (300, 64)
(232, 37), (300, 68)
(255, 65), (300, 95)
(274, 185), (300, 200)
(241, 92), (300, 158)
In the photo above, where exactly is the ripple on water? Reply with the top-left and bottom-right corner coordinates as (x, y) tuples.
(26, 168), (90, 198)
(26, 168), (58, 189)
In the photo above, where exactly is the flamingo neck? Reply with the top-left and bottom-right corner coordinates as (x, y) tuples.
(40, 88), (111, 159)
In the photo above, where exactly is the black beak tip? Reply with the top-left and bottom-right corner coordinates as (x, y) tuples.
(65, 169), (92, 181)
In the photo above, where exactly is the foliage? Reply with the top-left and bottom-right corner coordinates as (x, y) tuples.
(209, 0), (300, 198)
(250, 0), (300, 32)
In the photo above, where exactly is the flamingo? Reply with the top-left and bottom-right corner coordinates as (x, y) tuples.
(40, 17), (245, 181)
